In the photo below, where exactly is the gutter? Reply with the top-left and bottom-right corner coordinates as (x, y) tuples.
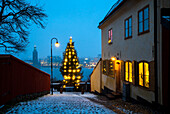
(154, 0), (158, 104)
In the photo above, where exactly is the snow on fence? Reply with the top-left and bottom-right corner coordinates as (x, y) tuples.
(0, 55), (50, 105)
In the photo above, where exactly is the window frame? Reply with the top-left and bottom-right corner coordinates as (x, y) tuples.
(138, 5), (150, 35)
(124, 61), (133, 82)
(108, 28), (113, 44)
(124, 16), (132, 39)
(138, 61), (150, 88)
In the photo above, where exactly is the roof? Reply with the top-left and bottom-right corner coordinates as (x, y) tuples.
(98, 0), (127, 28)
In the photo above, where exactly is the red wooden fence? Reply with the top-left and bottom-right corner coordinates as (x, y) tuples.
(0, 55), (50, 105)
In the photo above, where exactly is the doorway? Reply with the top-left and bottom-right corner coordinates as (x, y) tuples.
(116, 61), (121, 92)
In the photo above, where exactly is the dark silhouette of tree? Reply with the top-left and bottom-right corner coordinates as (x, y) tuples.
(0, 0), (47, 53)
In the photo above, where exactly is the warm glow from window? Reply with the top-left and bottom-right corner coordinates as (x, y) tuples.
(69, 55), (71, 58)
(108, 39), (112, 44)
(144, 63), (149, 88)
(68, 69), (72, 72)
(63, 85), (66, 88)
(65, 59), (68, 62)
(64, 70), (66, 72)
(64, 66), (66, 69)
(125, 62), (132, 82)
(129, 62), (132, 82)
(139, 62), (144, 86)
(139, 62), (150, 88)
(69, 52), (71, 54)
(64, 62), (66, 65)
(125, 62), (129, 81)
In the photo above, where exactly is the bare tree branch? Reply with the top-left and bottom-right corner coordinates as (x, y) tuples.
(0, 0), (47, 53)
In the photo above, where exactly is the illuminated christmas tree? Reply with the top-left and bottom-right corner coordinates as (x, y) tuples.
(60, 36), (83, 89)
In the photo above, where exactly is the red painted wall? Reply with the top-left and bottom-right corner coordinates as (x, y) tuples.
(0, 55), (50, 105)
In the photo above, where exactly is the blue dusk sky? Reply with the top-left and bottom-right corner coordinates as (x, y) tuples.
(5, 0), (117, 60)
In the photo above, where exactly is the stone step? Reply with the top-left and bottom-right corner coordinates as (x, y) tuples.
(105, 94), (116, 100)
(111, 92), (121, 98)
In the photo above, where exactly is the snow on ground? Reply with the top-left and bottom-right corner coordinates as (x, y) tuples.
(7, 92), (115, 114)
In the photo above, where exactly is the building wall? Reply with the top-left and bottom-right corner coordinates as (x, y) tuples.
(100, 0), (157, 103)
(101, 0), (154, 62)
(157, 0), (170, 106)
(91, 60), (102, 93)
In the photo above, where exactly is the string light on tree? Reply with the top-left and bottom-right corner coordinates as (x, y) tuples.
(60, 36), (83, 89)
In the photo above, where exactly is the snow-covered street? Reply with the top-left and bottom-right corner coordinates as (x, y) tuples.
(7, 92), (115, 114)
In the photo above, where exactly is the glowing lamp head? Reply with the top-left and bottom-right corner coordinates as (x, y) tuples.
(111, 57), (117, 61)
(55, 41), (60, 47)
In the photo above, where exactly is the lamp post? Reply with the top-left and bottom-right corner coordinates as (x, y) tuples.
(51, 38), (60, 95)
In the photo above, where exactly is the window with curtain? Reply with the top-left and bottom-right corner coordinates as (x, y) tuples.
(108, 28), (112, 44)
(139, 62), (149, 88)
(125, 61), (132, 82)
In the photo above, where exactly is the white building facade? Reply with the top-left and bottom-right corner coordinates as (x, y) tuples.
(96, 0), (169, 107)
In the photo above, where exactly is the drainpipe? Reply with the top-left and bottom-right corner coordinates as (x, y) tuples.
(154, 0), (158, 104)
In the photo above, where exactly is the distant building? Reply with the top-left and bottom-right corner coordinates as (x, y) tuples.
(33, 45), (40, 68)
(91, 0), (169, 108)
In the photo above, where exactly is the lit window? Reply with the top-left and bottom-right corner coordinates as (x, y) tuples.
(103, 60), (107, 74)
(108, 60), (114, 76)
(125, 16), (132, 39)
(139, 62), (149, 88)
(125, 62), (132, 82)
(108, 29), (112, 44)
(138, 5), (149, 35)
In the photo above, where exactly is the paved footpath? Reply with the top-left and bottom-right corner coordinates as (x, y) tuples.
(7, 92), (115, 114)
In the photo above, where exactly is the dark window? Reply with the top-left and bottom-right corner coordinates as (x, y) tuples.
(125, 16), (132, 39)
(138, 5), (149, 35)
(108, 29), (112, 44)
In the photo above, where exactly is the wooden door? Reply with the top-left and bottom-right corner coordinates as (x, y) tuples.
(116, 62), (121, 92)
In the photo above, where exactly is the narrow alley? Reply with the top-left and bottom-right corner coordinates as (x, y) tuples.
(6, 92), (115, 114)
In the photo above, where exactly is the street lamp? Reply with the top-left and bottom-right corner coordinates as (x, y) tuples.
(51, 38), (59, 95)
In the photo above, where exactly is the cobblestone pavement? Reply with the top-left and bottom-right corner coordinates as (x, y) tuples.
(6, 92), (115, 114)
